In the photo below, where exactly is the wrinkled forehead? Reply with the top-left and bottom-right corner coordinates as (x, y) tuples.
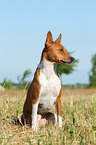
(51, 42), (67, 52)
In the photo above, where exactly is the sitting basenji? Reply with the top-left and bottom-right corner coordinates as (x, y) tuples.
(21, 31), (74, 129)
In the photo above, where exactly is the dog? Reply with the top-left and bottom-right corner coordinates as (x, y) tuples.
(21, 31), (74, 129)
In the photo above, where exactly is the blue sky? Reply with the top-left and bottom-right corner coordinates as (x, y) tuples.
(0, 0), (96, 84)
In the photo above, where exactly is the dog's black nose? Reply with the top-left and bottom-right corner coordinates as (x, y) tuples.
(70, 57), (75, 62)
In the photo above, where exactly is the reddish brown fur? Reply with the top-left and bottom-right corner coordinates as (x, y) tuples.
(42, 32), (72, 64)
(21, 68), (41, 125)
(21, 31), (74, 127)
(56, 89), (62, 117)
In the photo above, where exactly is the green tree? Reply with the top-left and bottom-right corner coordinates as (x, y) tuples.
(2, 78), (12, 89)
(56, 52), (79, 76)
(89, 54), (96, 87)
(17, 69), (32, 89)
(17, 69), (32, 84)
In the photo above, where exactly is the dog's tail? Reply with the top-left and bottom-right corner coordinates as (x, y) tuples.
(13, 117), (23, 126)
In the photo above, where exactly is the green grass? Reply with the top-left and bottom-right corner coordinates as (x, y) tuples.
(0, 89), (96, 144)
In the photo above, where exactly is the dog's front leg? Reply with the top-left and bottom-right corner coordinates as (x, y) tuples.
(31, 101), (39, 130)
(55, 91), (62, 128)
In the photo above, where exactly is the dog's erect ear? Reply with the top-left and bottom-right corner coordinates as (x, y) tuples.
(55, 34), (62, 43)
(45, 31), (53, 47)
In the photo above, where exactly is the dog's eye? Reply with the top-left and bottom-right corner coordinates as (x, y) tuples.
(60, 49), (63, 52)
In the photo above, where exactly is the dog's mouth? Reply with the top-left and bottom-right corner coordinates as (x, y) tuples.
(60, 57), (74, 65)
(60, 60), (72, 65)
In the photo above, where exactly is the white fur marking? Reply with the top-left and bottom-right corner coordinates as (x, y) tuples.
(55, 102), (62, 128)
(58, 115), (62, 128)
(38, 58), (61, 113)
(54, 113), (57, 126)
(31, 101), (39, 129)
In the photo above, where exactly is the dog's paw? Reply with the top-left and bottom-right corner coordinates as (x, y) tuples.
(39, 118), (48, 127)
(31, 114), (42, 130)
(58, 116), (62, 128)
(31, 124), (38, 130)
(58, 124), (62, 128)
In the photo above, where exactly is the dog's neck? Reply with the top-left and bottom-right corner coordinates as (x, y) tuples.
(38, 57), (57, 79)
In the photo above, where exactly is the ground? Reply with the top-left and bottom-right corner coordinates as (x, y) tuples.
(0, 88), (96, 144)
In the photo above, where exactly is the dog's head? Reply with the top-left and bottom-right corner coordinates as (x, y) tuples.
(42, 31), (74, 64)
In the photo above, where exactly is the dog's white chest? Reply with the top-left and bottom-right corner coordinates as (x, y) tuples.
(38, 58), (61, 113)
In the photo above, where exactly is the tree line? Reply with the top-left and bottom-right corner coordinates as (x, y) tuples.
(1, 52), (96, 89)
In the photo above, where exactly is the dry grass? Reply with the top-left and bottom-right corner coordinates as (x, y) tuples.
(0, 88), (96, 144)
